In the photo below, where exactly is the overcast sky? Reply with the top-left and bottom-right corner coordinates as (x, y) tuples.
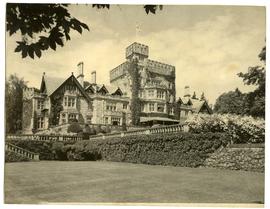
(6, 5), (265, 104)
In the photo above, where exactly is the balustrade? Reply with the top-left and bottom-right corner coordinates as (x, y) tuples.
(5, 142), (39, 161)
(6, 124), (185, 142)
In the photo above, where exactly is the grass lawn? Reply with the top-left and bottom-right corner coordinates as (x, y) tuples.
(4, 161), (264, 204)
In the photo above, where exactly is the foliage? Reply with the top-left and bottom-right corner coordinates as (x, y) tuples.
(67, 121), (83, 133)
(5, 74), (28, 133)
(7, 4), (162, 59)
(63, 132), (229, 167)
(214, 88), (245, 115)
(5, 150), (30, 162)
(6, 3), (89, 59)
(144, 5), (163, 14)
(185, 113), (265, 144)
(49, 92), (64, 126)
(128, 58), (141, 125)
(238, 46), (265, 89)
(237, 46), (265, 118)
(6, 139), (75, 160)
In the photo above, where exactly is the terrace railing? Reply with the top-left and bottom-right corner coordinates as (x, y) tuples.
(6, 124), (187, 142)
(90, 123), (187, 140)
(5, 142), (39, 161)
(6, 134), (83, 142)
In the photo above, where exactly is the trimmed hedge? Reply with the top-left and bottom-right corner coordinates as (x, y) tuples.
(64, 132), (230, 167)
(6, 140), (76, 160)
(5, 151), (30, 162)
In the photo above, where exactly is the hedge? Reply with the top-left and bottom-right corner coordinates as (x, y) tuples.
(64, 132), (230, 167)
(5, 151), (30, 162)
(6, 140), (76, 160)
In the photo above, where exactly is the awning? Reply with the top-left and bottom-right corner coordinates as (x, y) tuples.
(140, 117), (179, 123)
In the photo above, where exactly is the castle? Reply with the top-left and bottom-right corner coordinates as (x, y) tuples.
(22, 42), (212, 133)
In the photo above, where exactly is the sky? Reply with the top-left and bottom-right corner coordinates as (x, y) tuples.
(6, 5), (266, 104)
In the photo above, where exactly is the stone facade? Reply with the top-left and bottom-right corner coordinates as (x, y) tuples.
(110, 42), (177, 125)
(204, 145), (264, 172)
(22, 71), (130, 133)
(22, 42), (212, 133)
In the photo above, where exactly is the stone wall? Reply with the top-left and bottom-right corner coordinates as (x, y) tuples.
(22, 99), (33, 134)
(204, 144), (264, 172)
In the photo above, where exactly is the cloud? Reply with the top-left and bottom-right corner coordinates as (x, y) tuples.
(6, 5), (265, 105)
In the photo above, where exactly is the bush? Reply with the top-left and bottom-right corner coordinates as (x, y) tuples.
(184, 114), (265, 144)
(67, 122), (83, 133)
(63, 132), (229, 167)
(6, 139), (76, 160)
(5, 151), (30, 162)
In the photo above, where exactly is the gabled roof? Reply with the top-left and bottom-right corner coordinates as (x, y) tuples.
(87, 83), (123, 96)
(40, 73), (91, 101)
(85, 85), (95, 93)
(40, 75), (65, 96)
(105, 85), (123, 95)
(190, 99), (212, 114)
(182, 97), (193, 105)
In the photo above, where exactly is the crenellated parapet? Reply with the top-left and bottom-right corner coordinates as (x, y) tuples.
(146, 59), (175, 77)
(126, 42), (149, 59)
(110, 61), (129, 82)
(23, 87), (40, 100)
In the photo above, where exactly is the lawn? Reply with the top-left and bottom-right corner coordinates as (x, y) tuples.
(4, 161), (264, 204)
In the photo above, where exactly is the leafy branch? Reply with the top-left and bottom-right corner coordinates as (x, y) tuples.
(7, 3), (163, 59)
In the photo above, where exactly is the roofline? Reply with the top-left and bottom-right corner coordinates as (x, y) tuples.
(50, 74), (91, 101)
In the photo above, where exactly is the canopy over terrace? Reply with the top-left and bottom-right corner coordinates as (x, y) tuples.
(140, 117), (179, 126)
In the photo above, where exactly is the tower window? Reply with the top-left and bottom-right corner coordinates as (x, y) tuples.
(149, 103), (155, 112)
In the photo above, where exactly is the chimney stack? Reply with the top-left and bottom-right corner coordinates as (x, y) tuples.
(91, 71), (96, 84)
(184, 85), (191, 98)
(77, 62), (84, 86)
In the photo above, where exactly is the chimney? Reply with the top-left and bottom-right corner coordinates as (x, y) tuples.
(77, 62), (84, 86)
(184, 85), (190, 98)
(91, 71), (96, 84)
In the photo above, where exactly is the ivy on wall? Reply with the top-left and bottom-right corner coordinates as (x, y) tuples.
(128, 57), (141, 126)
(49, 92), (64, 126)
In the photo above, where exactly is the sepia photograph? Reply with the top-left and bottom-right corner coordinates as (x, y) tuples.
(3, 1), (266, 206)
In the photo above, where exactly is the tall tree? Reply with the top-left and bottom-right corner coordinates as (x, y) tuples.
(5, 74), (28, 133)
(6, 4), (162, 59)
(238, 46), (266, 118)
(214, 88), (246, 115)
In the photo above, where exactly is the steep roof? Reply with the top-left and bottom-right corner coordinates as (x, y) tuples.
(190, 98), (212, 114)
(40, 75), (65, 96)
(182, 97), (193, 105)
(40, 74), (90, 101)
(86, 83), (122, 95)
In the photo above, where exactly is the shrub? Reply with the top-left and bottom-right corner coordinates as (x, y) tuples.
(6, 139), (76, 160)
(5, 151), (30, 162)
(185, 114), (265, 144)
(63, 132), (229, 167)
(67, 122), (83, 133)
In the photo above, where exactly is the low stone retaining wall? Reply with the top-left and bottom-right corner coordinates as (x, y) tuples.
(204, 144), (264, 172)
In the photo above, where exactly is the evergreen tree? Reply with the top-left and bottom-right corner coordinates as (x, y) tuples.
(5, 74), (28, 133)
